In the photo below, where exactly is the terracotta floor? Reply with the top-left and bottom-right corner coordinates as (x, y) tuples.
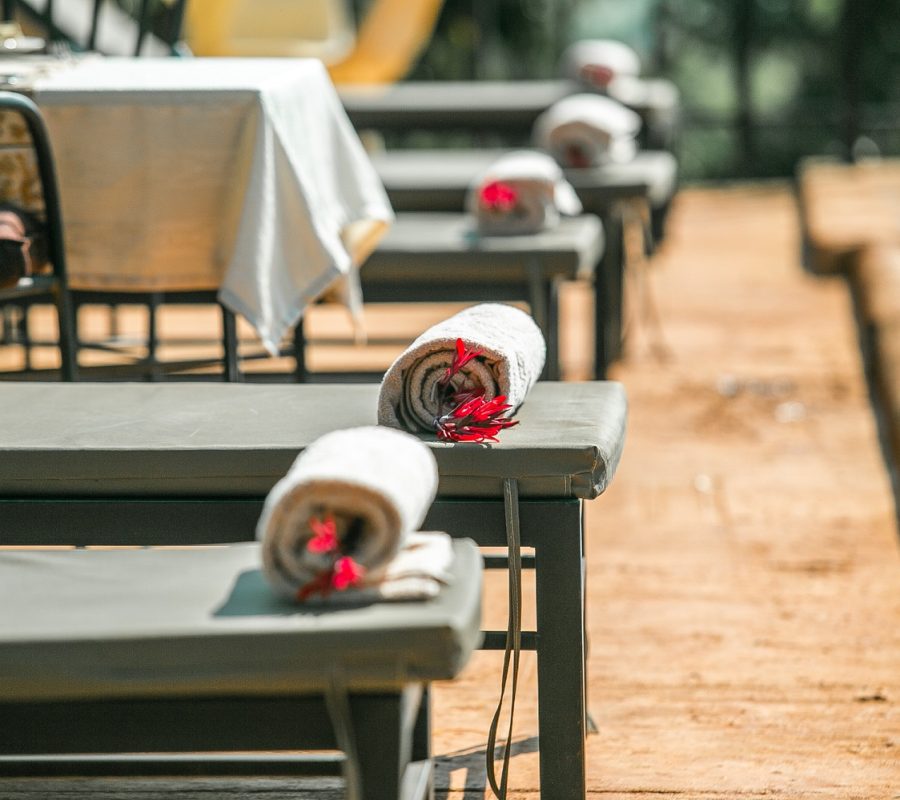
(1, 184), (899, 799)
(438, 184), (900, 799)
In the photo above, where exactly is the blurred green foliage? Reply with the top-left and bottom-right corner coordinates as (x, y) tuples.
(410, 0), (900, 180)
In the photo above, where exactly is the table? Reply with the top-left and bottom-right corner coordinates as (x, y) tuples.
(0, 380), (628, 800)
(3, 56), (394, 354)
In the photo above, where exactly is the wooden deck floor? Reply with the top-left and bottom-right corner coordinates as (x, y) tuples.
(2, 184), (899, 798)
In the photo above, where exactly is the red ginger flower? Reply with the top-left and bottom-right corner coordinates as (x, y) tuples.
(580, 63), (615, 87)
(439, 337), (482, 389)
(436, 392), (519, 443)
(306, 515), (338, 554)
(296, 554), (366, 600)
(296, 515), (365, 600)
(479, 180), (519, 212)
(332, 556), (366, 590)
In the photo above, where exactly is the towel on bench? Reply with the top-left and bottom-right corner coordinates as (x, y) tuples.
(465, 150), (582, 236)
(560, 39), (642, 89)
(534, 94), (641, 167)
(378, 303), (545, 434)
(257, 426), (441, 600)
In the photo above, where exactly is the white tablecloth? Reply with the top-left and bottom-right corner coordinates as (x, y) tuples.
(32, 57), (393, 353)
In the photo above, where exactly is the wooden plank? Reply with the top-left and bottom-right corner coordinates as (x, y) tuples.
(797, 156), (900, 274)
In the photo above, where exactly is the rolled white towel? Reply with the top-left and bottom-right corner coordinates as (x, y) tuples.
(465, 150), (582, 236)
(560, 39), (641, 89)
(378, 303), (546, 436)
(257, 426), (438, 600)
(533, 94), (641, 167)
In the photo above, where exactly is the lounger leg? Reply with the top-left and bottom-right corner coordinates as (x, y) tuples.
(54, 285), (78, 381)
(348, 688), (423, 800)
(220, 304), (241, 382)
(293, 314), (307, 382)
(596, 210), (625, 377)
(412, 685), (431, 763)
(534, 504), (586, 800)
(526, 256), (560, 380)
(21, 303), (32, 372)
(147, 293), (161, 381)
(546, 277), (561, 380)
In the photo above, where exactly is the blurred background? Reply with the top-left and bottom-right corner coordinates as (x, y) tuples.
(13, 0), (899, 181)
(116, 0), (900, 181)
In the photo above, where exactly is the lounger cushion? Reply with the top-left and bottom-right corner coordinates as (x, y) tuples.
(0, 539), (482, 701)
(365, 212), (603, 284)
(371, 149), (675, 213)
(0, 381), (626, 499)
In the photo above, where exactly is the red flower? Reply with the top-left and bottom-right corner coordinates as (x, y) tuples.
(479, 180), (519, 212)
(438, 338), (482, 389)
(436, 393), (519, 443)
(563, 143), (592, 169)
(296, 570), (333, 602)
(295, 553), (366, 601)
(332, 556), (366, 590)
(580, 63), (615, 87)
(306, 515), (338, 554)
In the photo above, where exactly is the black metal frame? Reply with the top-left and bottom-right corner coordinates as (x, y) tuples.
(71, 290), (243, 382)
(0, 688), (433, 800)
(0, 92), (76, 380)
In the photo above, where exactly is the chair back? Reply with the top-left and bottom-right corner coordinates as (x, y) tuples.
(6, 0), (188, 56)
(0, 90), (76, 380)
(0, 92), (68, 298)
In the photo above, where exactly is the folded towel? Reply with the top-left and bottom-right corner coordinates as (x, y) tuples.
(466, 150), (582, 236)
(299, 532), (456, 604)
(257, 425), (438, 600)
(533, 94), (642, 167)
(378, 303), (545, 434)
(560, 39), (641, 89)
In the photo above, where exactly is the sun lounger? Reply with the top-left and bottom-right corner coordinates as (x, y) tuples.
(360, 213), (604, 379)
(339, 78), (681, 151)
(0, 379), (627, 800)
(0, 539), (482, 800)
(849, 244), (900, 474)
(371, 147), (678, 244)
(370, 148), (679, 372)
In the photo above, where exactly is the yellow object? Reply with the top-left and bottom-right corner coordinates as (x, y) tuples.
(327, 0), (444, 84)
(185, 0), (444, 84)
(186, 0), (356, 63)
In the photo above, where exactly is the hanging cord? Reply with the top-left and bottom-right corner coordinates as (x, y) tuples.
(325, 669), (362, 800)
(621, 198), (673, 363)
(485, 478), (523, 800)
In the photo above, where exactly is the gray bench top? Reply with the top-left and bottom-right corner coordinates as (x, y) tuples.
(365, 213), (604, 283)
(0, 381), (626, 499)
(371, 149), (677, 212)
(0, 539), (482, 701)
(339, 78), (679, 131)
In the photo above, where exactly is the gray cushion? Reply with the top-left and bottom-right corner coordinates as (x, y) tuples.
(0, 539), (482, 701)
(0, 381), (626, 499)
(365, 213), (603, 284)
(339, 79), (679, 131)
(371, 148), (664, 213)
